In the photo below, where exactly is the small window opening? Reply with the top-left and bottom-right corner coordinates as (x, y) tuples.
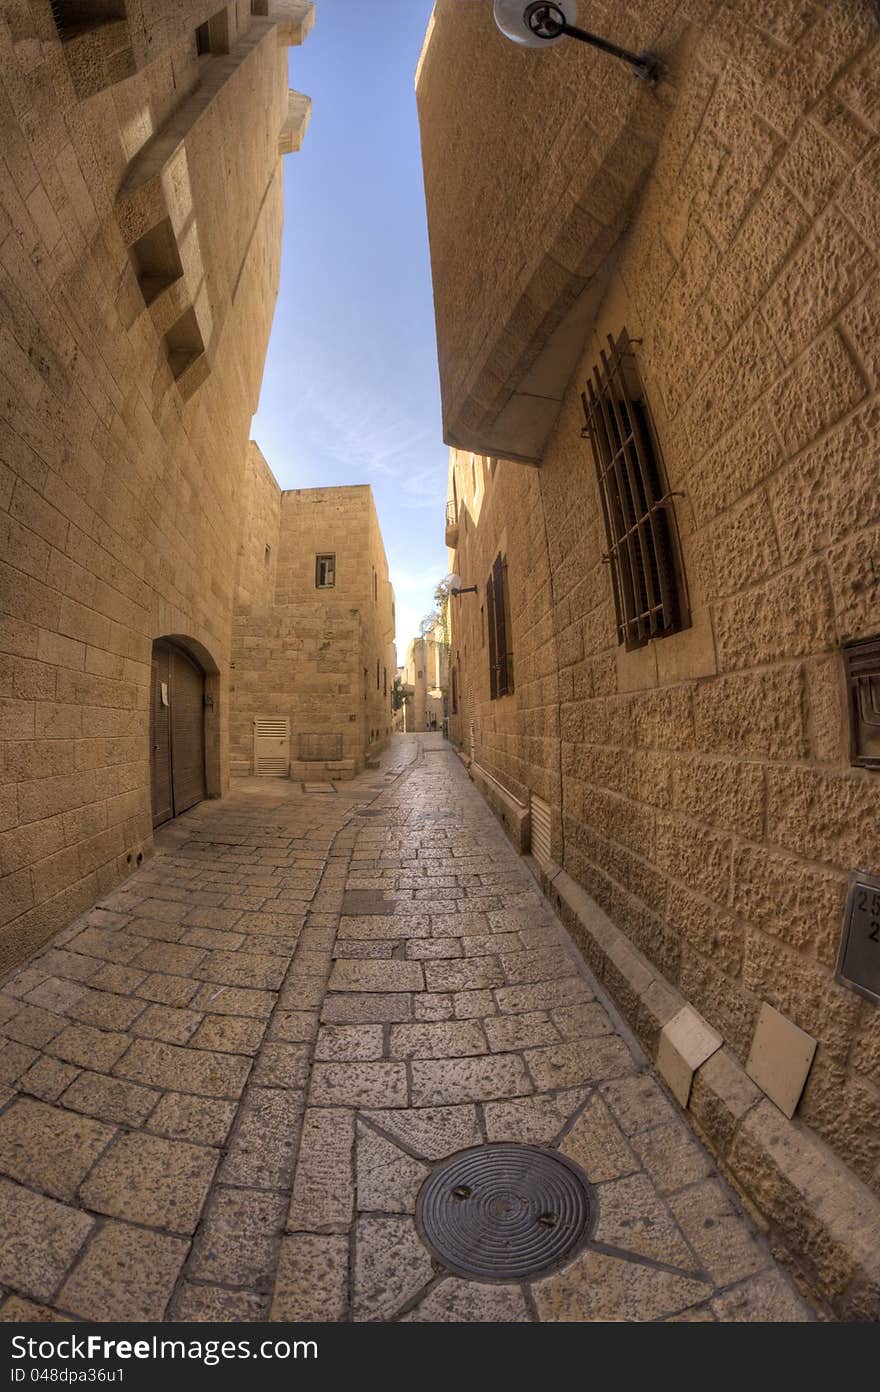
(316, 554), (335, 588)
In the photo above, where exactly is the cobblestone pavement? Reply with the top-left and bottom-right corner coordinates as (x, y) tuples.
(0, 736), (816, 1322)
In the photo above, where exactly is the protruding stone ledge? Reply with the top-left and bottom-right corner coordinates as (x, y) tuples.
(528, 855), (880, 1321)
(278, 91), (313, 155)
(465, 760), (529, 854)
(273, 0), (317, 47)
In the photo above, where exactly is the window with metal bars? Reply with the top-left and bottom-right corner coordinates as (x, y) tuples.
(486, 554), (514, 699)
(581, 331), (688, 650)
(843, 637), (880, 768)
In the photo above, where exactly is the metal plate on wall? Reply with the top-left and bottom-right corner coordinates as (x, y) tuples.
(836, 871), (880, 1005)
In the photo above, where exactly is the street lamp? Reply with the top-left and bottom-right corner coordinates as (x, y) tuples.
(449, 574), (478, 598)
(493, 0), (663, 82)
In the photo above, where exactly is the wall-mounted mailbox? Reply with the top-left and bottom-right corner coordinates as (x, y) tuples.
(836, 871), (880, 1006)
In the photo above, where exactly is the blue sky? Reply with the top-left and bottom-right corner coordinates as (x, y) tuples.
(252, 0), (448, 660)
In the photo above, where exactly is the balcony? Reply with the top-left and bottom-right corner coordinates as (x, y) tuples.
(445, 499), (459, 549)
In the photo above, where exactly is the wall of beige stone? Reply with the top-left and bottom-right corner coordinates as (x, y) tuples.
(0, 3), (309, 973)
(429, 0), (880, 1197)
(404, 626), (448, 731)
(229, 478), (396, 778)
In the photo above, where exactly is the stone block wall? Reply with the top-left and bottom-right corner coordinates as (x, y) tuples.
(229, 477), (396, 778)
(0, 2), (311, 972)
(431, 0), (880, 1199)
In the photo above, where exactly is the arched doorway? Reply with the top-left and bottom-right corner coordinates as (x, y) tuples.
(150, 638), (207, 827)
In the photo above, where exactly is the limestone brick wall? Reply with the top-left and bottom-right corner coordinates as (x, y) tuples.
(229, 482), (396, 777)
(0, 3), (308, 972)
(435, 1), (880, 1195)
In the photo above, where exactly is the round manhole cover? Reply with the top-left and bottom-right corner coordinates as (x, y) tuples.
(416, 1143), (595, 1282)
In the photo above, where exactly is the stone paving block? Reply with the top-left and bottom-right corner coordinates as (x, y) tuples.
(413, 992), (454, 1020)
(135, 973), (202, 1007)
(321, 992), (413, 1024)
(551, 1000), (613, 1039)
(48, 1023), (130, 1071)
(462, 932), (522, 957)
(252, 1042), (310, 1089)
(22, 978), (86, 1017)
(191, 983), (276, 1018)
(632, 1120), (717, 1195)
(147, 1093), (237, 1148)
(181, 928), (246, 952)
(411, 1054), (531, 1106)
(19, 1055), (79, 1102)
(79, 1131), (218, 1234)
(184, 906), (245, 931)
(483, 1091), (587, 1146)
(559, 1092), (639, 1184)
(310, 1062), (408, 1109)
(36, 950), (103, 984)
(197, 950), (287, 991)
(279, 977), (326, 1009)
(593, 1172), (699, 1269)
(134, 943), (205, 977)
(526, 1036), (636, 1091)
(484, 1011), (561, 1052)
(65, 927), (145, 964)
(333, 941), (396, 959)
(65, 988), (145, 1032)
(406, 937), (463, 959)
(270, 1010), (320, 1042)
(271, 1234), (349, 1322)
(0, 1296), (73, 1322)
(219, 1087), (304, 1188)
(342, 891), (397, 915)
(58, 1222), (189, 1321)
(353, 1215), (433, 1321)
(328, 960), (424, 993)
(500, 947), (579, 984)
(453, 989), (497, 1018)
(88, 964), (147, 995)
(0, 1040), (39, 1082)
(389, 1020), (488, 1059)
(402, 1277), (531, 1322)
(599, 1073), (679, 1135)
(532, 1247), (711, 1321)
(0, 1176), (94, 1303)
(130, 1003), (203, 1044)
(710, 1269), (813, 1321)
(429, 913), (490, 937)
(288, 1108), (355, 1232)
(424, 958), (505, 992)
(188, 1186), (287, 1287)
(338, 915), (431, 940)
(61, 1071), (158, 1128)
(113, 1039), (252, 1098)
(0, 1097), (114, 1200)
(495, 977), (593, 1015)
(315, 1024), (384, 1061)
(669, 1179), (770, 1287)
(189, 1014), (267, 1055)
(2, 1007), (62, 1046)
(175, 1285), (267, 1322)
(355, 1122), (429, 1212)
(363, 1104), (482, 1160)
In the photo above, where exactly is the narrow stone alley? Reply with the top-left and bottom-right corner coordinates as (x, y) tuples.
(0, 736), (815, 1323)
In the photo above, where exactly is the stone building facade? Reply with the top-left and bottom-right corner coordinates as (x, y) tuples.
(229, 447), (397, 780)
(403, 621), (447, 732)
(0, 1), (315, 974)
(419, 0), (880, 1314)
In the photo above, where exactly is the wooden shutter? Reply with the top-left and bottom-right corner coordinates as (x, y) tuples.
(254, 717), (290, 776)
(150, 646), (173, 828)
(486, 570), (498, 699)
(493, 554), (510, 697)
(169, 645), (206, 815)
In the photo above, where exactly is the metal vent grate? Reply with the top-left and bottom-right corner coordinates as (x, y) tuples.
(254, 717), (290, 778)
(530, 793), (552, 870)
(582, 331), (689, 650)
(843, 636), (880, 768)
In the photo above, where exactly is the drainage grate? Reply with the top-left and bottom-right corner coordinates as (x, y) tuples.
(416, 1144), (594, 1282)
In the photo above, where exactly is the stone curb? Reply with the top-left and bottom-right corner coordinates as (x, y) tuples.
(531, 856), (880, 1323)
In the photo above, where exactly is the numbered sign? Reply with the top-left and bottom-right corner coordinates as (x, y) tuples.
(836, 871), (880, 1005)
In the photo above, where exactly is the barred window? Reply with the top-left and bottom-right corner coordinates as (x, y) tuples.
(315, 554), (335, 587)
(486, 553), (513, 699)
(581, 331), (688, 650)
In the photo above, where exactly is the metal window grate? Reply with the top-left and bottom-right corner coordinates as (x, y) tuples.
(843, 637), (880, 769)
(581, 331), (688, 650)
